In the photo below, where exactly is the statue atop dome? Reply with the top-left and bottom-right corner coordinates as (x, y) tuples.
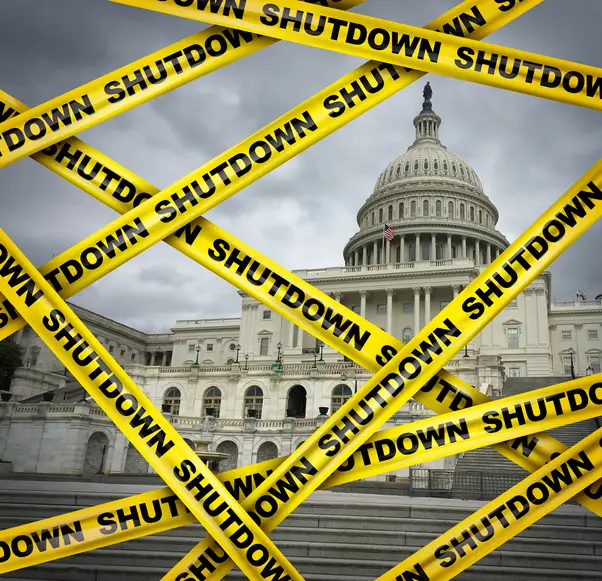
(422, 82), (433, 111)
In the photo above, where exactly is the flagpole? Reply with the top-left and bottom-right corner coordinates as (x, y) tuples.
(382, 225), (385, 265)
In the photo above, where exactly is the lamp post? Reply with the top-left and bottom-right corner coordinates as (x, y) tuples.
(318, 342), (324, 362)
(463, 343), (469, 358)
(191, 345), (200, 368)
(235, 343), (241, 364)
(276, 342), (282, 363)
(243, 354), (249, 371)
(568, 347), (576, 379)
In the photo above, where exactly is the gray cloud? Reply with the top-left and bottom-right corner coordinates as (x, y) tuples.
(1, 0), (601, 332)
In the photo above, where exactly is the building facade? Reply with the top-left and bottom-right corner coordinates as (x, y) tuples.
(2, 87), (602, 477)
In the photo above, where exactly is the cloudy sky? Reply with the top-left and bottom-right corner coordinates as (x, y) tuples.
(1, 0), (601, 333)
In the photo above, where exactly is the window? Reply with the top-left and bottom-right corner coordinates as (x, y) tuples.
(448, 201), (454, 217)
(508, 298), (518, 308)
(263, 310), (271, 320)
(561, 330), (572, 340)
(409, 244), (416, 262)
(388, 205), (393, 220)
(371, 212), (375, 225)
(203, 387), (222, 418)
(206, 343), (214, 352)
(109, 345), (114, 354)
(563, 356), (573, 376)
(131, 353), (136, 362)
(163, 387), (181, 416)
(120, 349), (126, 357)
(331, 385), (353, 414)
(377, 304), (386, 314)
(244, 386), (263, 418)
(440, 301), (450, 311)
(421, 243), (430, 261)
(229, 343), (237, 351)
(588, 330), (598, 340)
(423, 200), (429, 216)
(402, 328), (412, 343)
(470, 207), (475, 221)
(411, 200), (416, 217)
(29, 346), (40, 367)
(508, 367), (520, 378)
(399, 202), (404, 217)
(436, 200), (441, 217)
(507, 328), (519, 349)
(589, 356), (601, 373)
(403, 302), (413, 314)
(260, 338), (269, 356)
(188, 344), (195, 352)
(436, 244), (443, 260)
(379, 208), (384, 222)
(460, 204), (465, 219)
(479, 209), (483, 223)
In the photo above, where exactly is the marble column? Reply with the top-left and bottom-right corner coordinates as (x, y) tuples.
(287, 319), (295, 348)
(416, 233), (421, 260)
(359, 290), (367, 319)
(413, 287), (421, 335)
(386, 239), (391, 264)
(524, 288), (538, 346)
(373, 241), (378, 265)
(362, 245), (367, 266)
(431, 234), (436, 261)
(475, 240), (480, 266)
(447, 234), (452, 259)
(424, 286), (432, 324)
(386, 289), (394, 334)
(400, 236), (405, 263)
(354, 250), (359, 266)
(452, 284), (461, 299)
(461, 236), (467, 258)
(486, 243), (491, 264)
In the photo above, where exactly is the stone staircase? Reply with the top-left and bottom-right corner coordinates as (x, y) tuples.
(1, 480), (601, 580)
(452, 376), (602, 499)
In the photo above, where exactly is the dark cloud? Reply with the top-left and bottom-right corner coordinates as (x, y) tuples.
(1, 0), (601, 332)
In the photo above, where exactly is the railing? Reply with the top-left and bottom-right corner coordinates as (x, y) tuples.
(551, 300), (602, 309)
(168, 416), (320, 431)
(174, 318), (241, 327)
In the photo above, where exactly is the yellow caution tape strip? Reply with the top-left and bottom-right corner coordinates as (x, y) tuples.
(112, 0), (602, 113)
(0, 234), (309, 581)
(161, 158), (602, 580)
(1, 375), (601, 573)
(0, 0), (543, 354)
(0, 0), (363, 167)
(377, 426), (602, 581)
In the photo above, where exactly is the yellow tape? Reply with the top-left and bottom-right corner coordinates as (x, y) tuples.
(377, 426), (602, 581)
(2, 375), (601, 573)
(0, 0), (362, 167)
(112, 0), (602, 113)
(0, 233), (308, 581)
(161, 158), (602, 580)
(0, 0), (545, 343)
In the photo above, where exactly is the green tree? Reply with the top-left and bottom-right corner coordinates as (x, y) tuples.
(0, 338), (24, 392)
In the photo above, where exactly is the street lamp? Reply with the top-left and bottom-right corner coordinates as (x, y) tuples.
(318, 342), (324, 362)
(243, 353), (249, 371)
(462, 343), (469, 358)
(568, 347), (576, 379)
(276, 342), (282, 363)
(235, 343), (241, 364)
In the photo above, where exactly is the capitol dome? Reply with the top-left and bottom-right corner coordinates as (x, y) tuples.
(343, 83), (508, 267)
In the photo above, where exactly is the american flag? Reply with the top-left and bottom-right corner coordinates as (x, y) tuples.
(383, 224), (394, 241)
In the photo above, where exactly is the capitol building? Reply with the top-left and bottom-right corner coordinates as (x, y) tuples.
(2, 87), (602, 478)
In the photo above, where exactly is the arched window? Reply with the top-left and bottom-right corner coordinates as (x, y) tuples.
(396, 165), (401, 177)
(226, 358), (235, 365)
(286, 385), (307, 418)
(410, 200), (416, 217)
(452, 245), (457, 258)
(388, 205), (393, 220)
(433, 160), (439, 171)
(414, 161), (419, 171)
(331, 384), (352, 414)
(244, 386), (263, 419)
(436, 244), (443, 260)
(424, 159), (429, 170)
(409, 244), (416, 262)
(405, 162), (410, 174)
(203, 386), (222, 418)
(448, 201), (454, 217)
(371, 212), (375, 226)
(443, 160), (448, 172)
(479, 209), (483, 223)
(379, 208), (384, 222)
(257, 441), (279, 462)
(460, 204), (465, 219)
(402, 328), (412, 343)
(83, 432), (109, 476)
(470, 207), (475, 221)
(423, 200), (429, 216)
(436, 200), (441, 217)
(422, 243), (430, 261)
(163, 387), (181, 416)
(399, 202), (404, 217)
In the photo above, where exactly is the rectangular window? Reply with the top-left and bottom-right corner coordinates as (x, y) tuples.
(507, 328), (519, 349)
(590, 356), (601, 374)
(263, 310), (271, 320)
(131, 353), (136, 362)
(508, 298), (518, 308)
(561, 330), (572, 340)
(260, 338), (269, 356)
(402, 302), (413, 313)
(377, 304), (386, 314)
(508, 367), (520, 378)
(109, 345), (114, 354)
(563, 356), (573, 375)
(440, 301), (450, 311)
(206, 344), (213, 352)
(120, 349), (126, 357)
(588, 329), (598, 340)
(29, 346), (40, 368)
(188, 344), (195, 352)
